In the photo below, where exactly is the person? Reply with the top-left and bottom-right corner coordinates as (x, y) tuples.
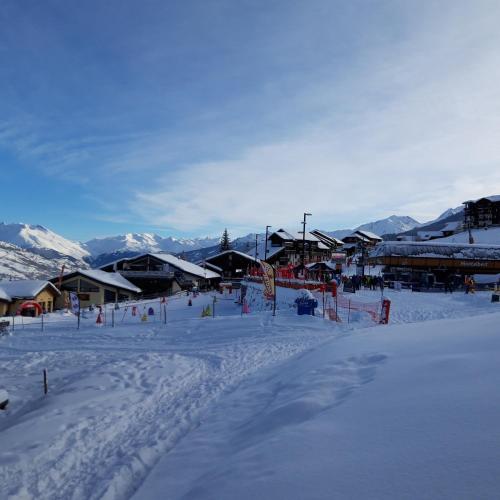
(464, 276), (471, 294)
(444, 275), (453, 294)
(469, 277), (475, 294)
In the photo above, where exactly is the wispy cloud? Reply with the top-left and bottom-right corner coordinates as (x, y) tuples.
(129, 2), (500, 232)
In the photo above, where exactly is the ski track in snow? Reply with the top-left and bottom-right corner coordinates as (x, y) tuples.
(0, 312), (332, 500)
(0, 288), (498, 499)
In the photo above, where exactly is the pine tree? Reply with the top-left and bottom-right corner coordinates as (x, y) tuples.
(220, 228), (232, 252)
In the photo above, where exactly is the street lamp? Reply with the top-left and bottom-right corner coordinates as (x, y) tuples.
(301, 213), (312, 279)
(264, 225), (271, 262)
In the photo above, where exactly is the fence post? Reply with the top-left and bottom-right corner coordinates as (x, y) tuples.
(43, 369), (48, 395)
(112, 308), (115, 328)
(348, 300), (351, 324)
(41, 313), (44, 332)
(11, 315), (14, 332)
(213, 296), (215, 318)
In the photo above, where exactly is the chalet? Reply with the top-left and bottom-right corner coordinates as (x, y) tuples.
(203, 250), (260, 280)
(100, 253), (220, 295)
(265, 228), (339, 267)
(0, 280), (60, 316)
(52, 270), (141, 309)
(463, 195), (500, 229)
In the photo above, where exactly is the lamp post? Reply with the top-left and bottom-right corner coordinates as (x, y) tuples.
(301, 212), (312, 280)
(264, 225), (271, 262)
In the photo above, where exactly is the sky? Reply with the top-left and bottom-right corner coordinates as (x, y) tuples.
(1, 0), (500, 242)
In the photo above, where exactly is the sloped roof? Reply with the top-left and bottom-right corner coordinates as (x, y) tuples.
(0, 287), (11, 302)
(149, 254), (220, 279)
(0, 280), (60, 299)
(466, 195), (500, 203)
(100, 253), (220, 280)
(310, 229), (344, 246)
(355, 230), (383, 241)
(204, 249), (260, 264)
(369, 241), (500, 260)
(75, 270), (141, 293)
(270, 229), (320, 242)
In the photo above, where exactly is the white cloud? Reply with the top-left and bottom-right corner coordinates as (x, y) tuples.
(131, 4), (500, 232)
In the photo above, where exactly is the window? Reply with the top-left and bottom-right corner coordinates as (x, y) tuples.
(104, 289), (116, 303)
(79, 279), (99, 292)
(61, 279), (78, 292)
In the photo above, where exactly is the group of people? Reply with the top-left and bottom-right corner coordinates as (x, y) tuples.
(340, 274), (385, 292)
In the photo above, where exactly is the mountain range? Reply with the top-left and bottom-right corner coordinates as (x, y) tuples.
(0, 211), (462, 279)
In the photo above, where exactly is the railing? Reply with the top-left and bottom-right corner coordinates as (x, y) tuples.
(120, 270), (175, 278)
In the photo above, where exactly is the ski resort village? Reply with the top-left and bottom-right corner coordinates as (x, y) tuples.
(0, 195), (499, 499)
(3, 2), (500, 499)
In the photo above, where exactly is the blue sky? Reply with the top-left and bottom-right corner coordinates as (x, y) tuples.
(1, 0), (500, 242)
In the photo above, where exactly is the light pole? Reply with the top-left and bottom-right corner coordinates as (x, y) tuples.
(301, 212), (312, 280)
(264, 225), (271, 262)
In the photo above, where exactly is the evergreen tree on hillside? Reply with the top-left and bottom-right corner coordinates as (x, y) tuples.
(220, 228), (232, 252)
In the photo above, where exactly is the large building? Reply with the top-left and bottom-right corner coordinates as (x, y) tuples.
(100, 253), (220, 295)
(463, 195), (500, 229)
(265, 229), (342, 267)
(368, 241), (500, 285)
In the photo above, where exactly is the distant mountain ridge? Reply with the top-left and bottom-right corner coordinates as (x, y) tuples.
(84, 233), (219, 257)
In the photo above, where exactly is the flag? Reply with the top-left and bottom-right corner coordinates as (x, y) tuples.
(260, 262), (275, 300)
(69, 292), (80, 315)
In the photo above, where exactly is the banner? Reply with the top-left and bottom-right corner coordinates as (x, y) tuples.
(69, 292), (80, 315)
(260, 262), (275, 300)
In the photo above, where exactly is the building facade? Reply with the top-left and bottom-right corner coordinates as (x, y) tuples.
(463, 195), (500, 229)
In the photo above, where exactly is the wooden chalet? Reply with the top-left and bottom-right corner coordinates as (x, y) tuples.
(266, 228), (340, 267)
(100, 253), (220, 295)
(203, 250), (260, 280)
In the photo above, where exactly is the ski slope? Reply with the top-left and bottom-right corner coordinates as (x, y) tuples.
(1, 288), (499, 499)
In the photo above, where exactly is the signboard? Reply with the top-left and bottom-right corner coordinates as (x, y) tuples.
(69, 292), (80, 315)
(260, 262), (275, 300)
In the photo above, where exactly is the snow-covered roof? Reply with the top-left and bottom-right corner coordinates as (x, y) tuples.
(355, 230), (383, 241)
(100, 253), (220, 280)
(68, 269), (142, 293)
(149, 254), (220, 280)
(310, 229), (344, 245)
(369, 241), (500, 260)
(205, 249), (260, 264)
(465, 195), (500, 203)
(270, 229), (320, 242)
(0, 287), (11, 302)
(0, 279), (60, 299)
(441, 221), (461, 232)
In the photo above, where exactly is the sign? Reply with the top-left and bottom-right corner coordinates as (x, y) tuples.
(260, 262), (275, 300)
(69, 292), (80, 315)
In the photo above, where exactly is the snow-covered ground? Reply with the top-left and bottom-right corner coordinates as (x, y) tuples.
(1, 287), (499, 499)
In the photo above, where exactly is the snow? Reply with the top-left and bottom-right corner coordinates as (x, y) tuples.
(437, 227), (500, 245)
(204, 249), (260, 264)
(84, 233), (219, 257)
(354, 229), (383, 241)
(1, 288), (500, 499)
(0, 223), (90, 260)
(0, 287), (11, 302)
(68, 269), (142, 293)
(149, 253), (220, 279)
(0, 279), (59, 299)
(370, 240), (500, 260)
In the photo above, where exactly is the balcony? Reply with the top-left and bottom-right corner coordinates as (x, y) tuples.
(120, 270), (175, 279)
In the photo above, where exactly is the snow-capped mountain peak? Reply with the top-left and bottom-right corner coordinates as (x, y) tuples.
(355, 215), (420, 236)
(0, 222), (90, 260)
